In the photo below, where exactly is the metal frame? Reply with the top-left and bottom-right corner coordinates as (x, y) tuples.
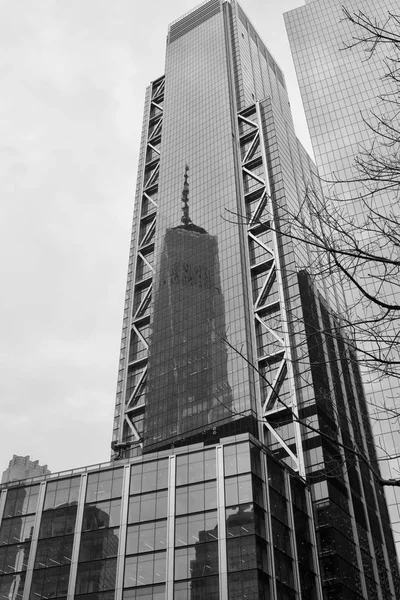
(66, 474), (88, 599)
(237, 102), (305, 476)
(216, 445), (228, 600)
(22, 482), (46, 600)
(117, 76), (164, 453)
(115, 465), (132, 600)
(166, 456), (176, 600)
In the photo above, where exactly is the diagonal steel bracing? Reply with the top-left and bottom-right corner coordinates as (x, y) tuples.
(238, 103), (305, 475)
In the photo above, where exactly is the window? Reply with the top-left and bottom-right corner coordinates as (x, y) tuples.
(86, 469), (123, 503)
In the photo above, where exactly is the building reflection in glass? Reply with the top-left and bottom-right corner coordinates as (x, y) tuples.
(144, 168), (234, 450)
(175, 510), (219, 600)
(0, 486), (35, 600)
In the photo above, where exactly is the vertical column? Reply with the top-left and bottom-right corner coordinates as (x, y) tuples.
(22, 481), (46, 600)
(262, 454), (277, 600)
(166, 455), (176, 600)
(115, 464), (131, 600)
(285, 472), (301, 598)
(216, 445), (228, 600)
(67, 474), (87, 600)
(305, 478), (324, 600)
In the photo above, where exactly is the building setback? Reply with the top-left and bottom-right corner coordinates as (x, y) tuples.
(284, 0), (400, 562)
(0, 1), (399, 599)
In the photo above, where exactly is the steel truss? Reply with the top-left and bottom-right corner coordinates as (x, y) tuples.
(238, 103), (305, 475)
(119, 76), (164, 451)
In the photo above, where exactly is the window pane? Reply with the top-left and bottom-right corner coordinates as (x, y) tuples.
(79, 529), (120, 562)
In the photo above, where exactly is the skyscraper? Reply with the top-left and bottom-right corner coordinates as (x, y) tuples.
(0, 2), (399, 599)
(284, 0), (400, 559)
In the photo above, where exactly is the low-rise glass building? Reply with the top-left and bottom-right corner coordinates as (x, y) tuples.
(0, 435), (320, 600)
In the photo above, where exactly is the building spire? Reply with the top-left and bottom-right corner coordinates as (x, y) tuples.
(181, 164), (191, 226)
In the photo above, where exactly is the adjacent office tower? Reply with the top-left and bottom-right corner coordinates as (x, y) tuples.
(0, 2), (399, 600)
(284, 0), (400, 560)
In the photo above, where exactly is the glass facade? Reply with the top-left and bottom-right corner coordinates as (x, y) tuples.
(108, 0), (400, 598)
(112, 0), (306, 457)
(284, 0), (400, 562)
(0, 435), (320, 600)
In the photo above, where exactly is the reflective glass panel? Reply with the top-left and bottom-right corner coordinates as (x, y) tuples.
(3, 486), (40, 518)
(86, 469), (123, 503)
(0, 543), (30, 573)
(0, 515), (35, 545)
(75, 558), (117, 594)
(82, 500), (121, 531)
(43, 477), (80, 510)
(79, 528), (120, 562)
(0, 572), (25, 600)
(35, 536), (73, 568)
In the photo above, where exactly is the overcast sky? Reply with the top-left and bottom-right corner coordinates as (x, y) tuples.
(0, 0), (309, 475)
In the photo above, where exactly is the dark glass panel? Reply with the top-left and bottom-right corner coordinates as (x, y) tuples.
(268, 488), (288, 525)
(252, 475), (264, 508)
(79, 528), (120, 562)
(299, 566), (317, 600)
(75, 558), (117, 594)
(228, 569), (270, 600)
(275, 581), (296, 600)
(292, 506), (310, 541)
(174, 575), (219, 600)
(226, 504), (254, 538)
(0, 515), (35, 545)
(75, 593), (115, 600)
(271, 517), (292, 555)
(82, 500), (121, 531)
(226, 504), (266, 539)
(0, 543), (30, 573)
(174, 543), (218, 580)
(123, 584), (165, 599)
(274, 548), (294, 588)
(35, 536), (73, 568)
(175, 511), (218, 547)
(39, 506), (77, 538)
(30, 565), (69, 599)
(0, 572), (25, 600)
(3, 486), (40, 518)
(250, 444), (262, 478)
(290, 476), (308, 513)
(227, 536), (267, 573)
(266, 457), (285, 495)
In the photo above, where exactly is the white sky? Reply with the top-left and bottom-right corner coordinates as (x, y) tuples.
(0, 0), (309, 475)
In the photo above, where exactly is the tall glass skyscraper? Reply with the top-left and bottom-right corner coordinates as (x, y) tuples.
(0, 2), (399, 599)
(284, 0), (400, 560)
